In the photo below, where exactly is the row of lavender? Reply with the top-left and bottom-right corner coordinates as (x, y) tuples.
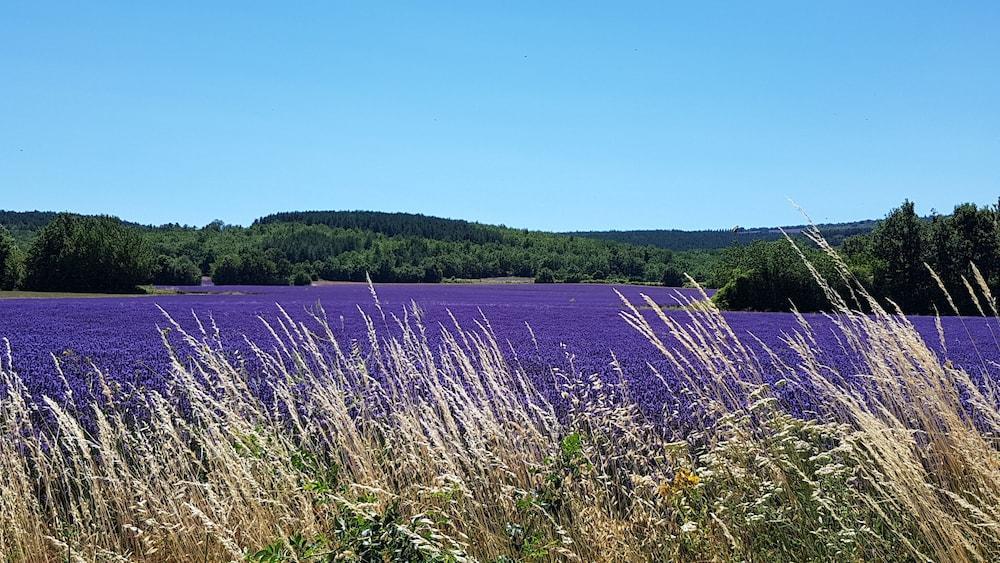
(1, 283), (998, 423)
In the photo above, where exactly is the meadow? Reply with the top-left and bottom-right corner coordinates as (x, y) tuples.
(0, 275), (998, 560)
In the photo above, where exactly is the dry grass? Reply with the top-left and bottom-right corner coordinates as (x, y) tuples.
(0, 249), (998, 561)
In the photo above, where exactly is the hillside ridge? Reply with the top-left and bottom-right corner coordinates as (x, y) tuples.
(0, 209), (882, 251)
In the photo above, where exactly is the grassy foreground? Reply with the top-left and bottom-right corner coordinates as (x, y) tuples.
(0, 249), (998, 561)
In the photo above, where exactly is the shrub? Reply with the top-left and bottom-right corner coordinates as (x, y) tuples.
(712, 238), (843, 312)
(290, 269), (312, 286)
(661, 265), (684, 287)
(534, 268), (555, 283)
(422, 263), (443, 283)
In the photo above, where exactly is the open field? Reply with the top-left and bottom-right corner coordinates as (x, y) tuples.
(0, 282), (989, 417)
(0, 282), (998, 560)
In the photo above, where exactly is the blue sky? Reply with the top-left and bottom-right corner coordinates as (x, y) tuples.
(1, 2), (997, 230)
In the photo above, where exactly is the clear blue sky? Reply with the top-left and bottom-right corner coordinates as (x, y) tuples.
(1, 2), (997, 231)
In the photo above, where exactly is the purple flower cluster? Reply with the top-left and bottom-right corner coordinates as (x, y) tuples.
(0, 283), (997, 423)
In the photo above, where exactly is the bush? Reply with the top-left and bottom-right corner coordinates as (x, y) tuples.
(290, 266), (313, 286)
(712, 239), (842, 312)
(23, 214), (153, 293)
(422, 264), (443, 283)
(661, 266), (684, 287)
(534, 268), (556, 284)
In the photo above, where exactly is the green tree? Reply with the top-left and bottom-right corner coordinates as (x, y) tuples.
(23, 214), (152, 292)
(422, 262), (443, 283)
(870, 201), (930, 313)
(212, 254), (243, 285)
(290, 267), (313, 286)
(152, 255), (202, 285)
(0, 226), (22, 290)
(534, 268), (556, 284)
(712, 240), (840, 312)
(661, 265), (684, 287)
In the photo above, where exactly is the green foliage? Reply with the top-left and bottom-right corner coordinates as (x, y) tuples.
(2, 209), (706, 286)
(689, 394), (928, 561)
(22, 214), (153, 293)
(212, 248), (290, 285)
(152, 254), (201, 285)
(712, 240), (840, 312)
(533, 268), (555, 284)
(8, 201), (999, 304)
(291, 269), (313, 286)
(0, 226), (22, 290)
(851, 199), (1000, 314)
(660, 265), (684, 287)
(503, 432), (590, 562)
(256, 210), (504, 244)
(0, 210), (59, 247)
(180, 213), (684, 284)
(869, 200), (930, 313)
(712, 199), (1000, 314)
(568, 220), (878, 251)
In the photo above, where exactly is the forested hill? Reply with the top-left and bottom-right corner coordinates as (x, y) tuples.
(255, 211), (507, 244)
(0, 209), (690, 289)
(0, 210), (58, 245)
(566, 220), (879, 251)
(4, 208), (878, 250)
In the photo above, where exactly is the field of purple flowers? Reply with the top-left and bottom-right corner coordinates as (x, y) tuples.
(2, 281), (999, 560)
(2, 282), (998, 422)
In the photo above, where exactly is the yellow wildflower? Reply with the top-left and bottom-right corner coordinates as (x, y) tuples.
(673, 467), (701, 489)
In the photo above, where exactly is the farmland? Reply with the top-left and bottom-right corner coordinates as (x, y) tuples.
(1, 281), (998, 560)
(1, 282), (998, 419)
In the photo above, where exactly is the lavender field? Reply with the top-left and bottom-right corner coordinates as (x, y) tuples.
(2, 282), (997, 418)
(2, 282), (999, 561)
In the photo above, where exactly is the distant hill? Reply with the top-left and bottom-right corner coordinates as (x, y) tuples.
(565, 220), (879, 251)
(255, 210), (509, 244)
(0, 209), (685, 285)
(0, 210), (59, 245)
(2, 209), (881, 252)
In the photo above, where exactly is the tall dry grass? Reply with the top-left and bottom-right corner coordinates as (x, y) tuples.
(0, 245), (997, 561)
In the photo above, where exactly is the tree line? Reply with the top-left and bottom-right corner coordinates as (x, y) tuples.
(0, 211), (686, 292)
(4, 202), (995, 311)
(712, 200), (1000, 315)
(568, 220), (878, 251)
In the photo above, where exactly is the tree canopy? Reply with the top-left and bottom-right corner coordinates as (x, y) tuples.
(22, 214), (153, 293)
(0, 226), (21, 290)
(711, 200), (1000, 314)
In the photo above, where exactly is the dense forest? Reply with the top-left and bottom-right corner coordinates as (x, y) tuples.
(568, 220), (879, 251)
(2, 202), (998, 316)
(0, 210), (687, 291)
(0, 210), (58, 246)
